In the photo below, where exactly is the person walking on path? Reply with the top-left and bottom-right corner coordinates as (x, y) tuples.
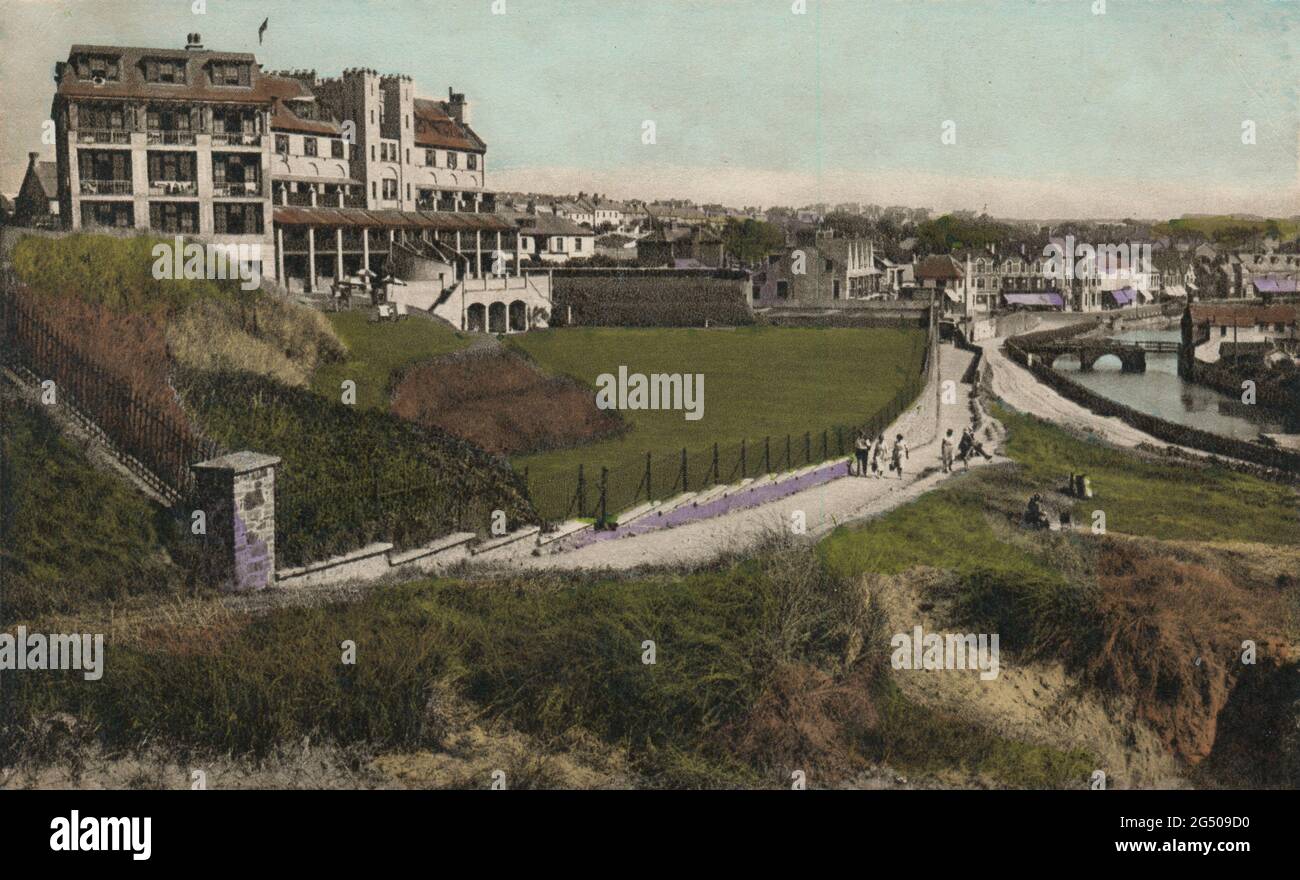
(870, 432), (886, 478)
(853, 430), (871, 477)
(958, 426), (993, 469)
(957, 427), (973, 469)
(940, 429), (954, 474)
(890, 433), (909, 480)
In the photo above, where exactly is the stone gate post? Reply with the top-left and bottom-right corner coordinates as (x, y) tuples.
(191, 451), (281, 592)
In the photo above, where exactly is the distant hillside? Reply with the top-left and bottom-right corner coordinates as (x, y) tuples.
(1153, 215), (1299, 243)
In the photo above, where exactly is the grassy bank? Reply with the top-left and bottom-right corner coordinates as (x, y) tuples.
(310, 311), (471, 410)
(0, 396), (189, 623)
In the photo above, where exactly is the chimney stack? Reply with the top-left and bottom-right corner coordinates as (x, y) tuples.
(185, 32), (203, 51)
(448, 87), (470, 126)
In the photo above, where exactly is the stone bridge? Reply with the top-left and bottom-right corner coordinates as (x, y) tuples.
(1029, 339), (1180, 373)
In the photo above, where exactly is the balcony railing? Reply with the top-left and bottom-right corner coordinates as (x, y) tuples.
(212, 132), (263, 147)
(80, 179), (133, 195)
(147, 130), (197, 146)
(76, 128), (131, 145)
(213, 180), (263, 197)
(148, 179), (198, 196)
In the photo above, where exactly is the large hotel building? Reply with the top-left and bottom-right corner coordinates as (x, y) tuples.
(43, 33), (548, 331)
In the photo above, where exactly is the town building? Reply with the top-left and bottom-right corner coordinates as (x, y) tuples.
(12, 153), (61, 228)
(39, 34), (549, 331)
(1188, 304), (1298, 362)
(637, 225), (726, 268)
(750, 233), (883, 305)
(515, 213), (596, 263)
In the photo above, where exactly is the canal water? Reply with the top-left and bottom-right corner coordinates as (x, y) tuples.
(1050, 326), (1293, 441)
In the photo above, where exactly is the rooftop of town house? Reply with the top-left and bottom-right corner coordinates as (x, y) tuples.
(56, 40), (278, 105)
(412, 97), (485, 152)
(263, 74), (344, 136)
(915, 254), (965, 280)
(1190, 304), (1298, 327)
(31, 161), (58, 196)
(516, 214), (594, 237)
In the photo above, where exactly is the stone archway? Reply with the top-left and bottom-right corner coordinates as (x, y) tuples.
(508, 299), (527, 332)
(466, 302), (486, 333)
(488, 301), (507, 334)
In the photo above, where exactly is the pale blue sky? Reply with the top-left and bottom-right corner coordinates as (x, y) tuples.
(2, 0), (1296, 217)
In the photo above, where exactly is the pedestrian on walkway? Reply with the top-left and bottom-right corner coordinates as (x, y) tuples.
(940, 429), (954, 473)
(957, 427), (974, 469)
(870, 432), (885, 478)
(854, 430), (871, 477)
(890, 433), (909, 479)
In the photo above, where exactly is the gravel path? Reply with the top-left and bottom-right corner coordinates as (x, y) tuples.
(481, 344), (1006, 572)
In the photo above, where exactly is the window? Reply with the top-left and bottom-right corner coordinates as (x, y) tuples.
(777, 280), (789, 299)
(406, 183), (411, 200)
(143, 58), (188, 84)
(382, 178), (397, 200)
(467, 153), (478, 171)
(331, 139), (345, 159)
(447, 152), (458, 169)
(371, 181), (377, 200)
(833, 279), (842, 299)
(214, 203), (263, 234)
(575, 238), (583, 252)
(211, 62), (249, 86)
(406, 149), (410, 165)
(81, 202), (132, 227)
(149, 201), (198, 234)
(303, 137), (317, 157)
(425, 149), (435, 167)
(752, 284), (761, 301)
(371, 145), (376, 161)
(276, 134), (289, 155)
(82, 55), (121, 81)
(146, 108), (190, 131)
(148, 151), (195, 182)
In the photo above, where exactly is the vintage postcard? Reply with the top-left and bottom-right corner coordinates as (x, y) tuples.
(0, 0), (1296, 858)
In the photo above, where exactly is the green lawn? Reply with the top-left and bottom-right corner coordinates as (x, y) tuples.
(310, 312), (472, 410)
(511, 325), (926, 518)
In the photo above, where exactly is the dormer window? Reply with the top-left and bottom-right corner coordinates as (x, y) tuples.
(77, 55), (121, 81)
(210, 62), (250, 86)
(144, 58), (187, 84)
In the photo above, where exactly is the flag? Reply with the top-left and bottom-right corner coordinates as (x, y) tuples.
(258, 18), (268, 44)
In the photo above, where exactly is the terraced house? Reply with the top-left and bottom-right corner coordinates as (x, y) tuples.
(43, 33), (550, 330)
